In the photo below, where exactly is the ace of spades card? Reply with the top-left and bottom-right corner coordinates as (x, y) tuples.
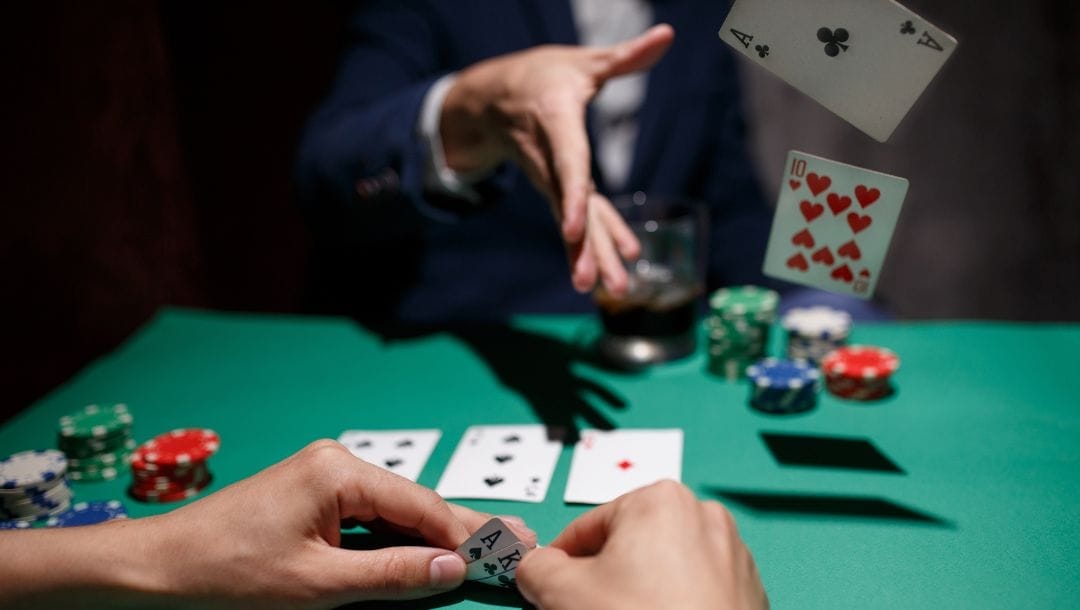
(719, 0), (957, 142)
(435, 425), (562, 503)
(336, 429), (441, 482)
(762, 151), (908, 298)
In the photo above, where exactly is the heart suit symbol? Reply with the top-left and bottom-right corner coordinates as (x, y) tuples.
(800, 200), (825, 222)
(831, 264), (854, 283)
(811, 247), (835, 266)
(847, 213), (872, 234)
(786, 253), (809, 272)
(807, 173), (831, 196)
(838, 240), (862, 260)
(828, 193), (852, 215)
(855, 185), (881, 208)
(791, 229), (815, 248)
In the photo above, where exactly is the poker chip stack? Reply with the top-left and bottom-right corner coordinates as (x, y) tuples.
(58, 403), (136, 482)
(745, 358), (821, 414)
(705, 286), (779, 380)
(0, 449), (73, 525)
(47, 500), (128, 527)
(129, 428), (219, 503)
(781, 306), (853, 363)
(821, 345), (900, 401)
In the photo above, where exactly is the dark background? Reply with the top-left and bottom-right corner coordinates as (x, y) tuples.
(2, 1), (1078, 423)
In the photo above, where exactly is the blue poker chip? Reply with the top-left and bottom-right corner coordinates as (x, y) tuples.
(0, 519), (34, 530)
(47, 500), (128, 528)
(746, 358), (820, 389)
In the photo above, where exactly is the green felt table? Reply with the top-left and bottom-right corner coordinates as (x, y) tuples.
(2, 308), (1079, 609)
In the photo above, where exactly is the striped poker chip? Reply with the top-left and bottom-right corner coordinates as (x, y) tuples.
(136, 429), (220, 467)
(47, 500), (128, 528)
(0, 450), (68, 491)
(822, 345), (900, 380)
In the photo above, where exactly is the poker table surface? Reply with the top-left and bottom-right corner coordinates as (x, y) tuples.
(2, 307), (1078, 609)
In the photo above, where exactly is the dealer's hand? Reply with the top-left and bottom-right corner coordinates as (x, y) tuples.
(439, 25), (675, 296)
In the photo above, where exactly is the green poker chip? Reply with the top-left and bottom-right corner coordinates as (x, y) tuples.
(709, 285), (779, 321)
(58, 404), (133, 439)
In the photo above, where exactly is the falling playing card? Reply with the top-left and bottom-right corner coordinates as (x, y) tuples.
(465, 542), (530, 586)
(336, 429), (441, 482)
(563, 429), (683, 505)
(719, 0), (957, 141)
(454, 517), (523, 563)
(435, 425), (562, 503)
(762, 151), (908, 298)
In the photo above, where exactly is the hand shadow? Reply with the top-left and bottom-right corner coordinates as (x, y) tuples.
(357, 321), (634, 443)
(335, 532), (533, 610)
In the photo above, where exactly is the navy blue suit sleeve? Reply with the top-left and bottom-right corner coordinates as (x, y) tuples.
(295, 1), (453, 218)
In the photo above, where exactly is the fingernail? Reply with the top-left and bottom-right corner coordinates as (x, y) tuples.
(429, 554), (465, 588)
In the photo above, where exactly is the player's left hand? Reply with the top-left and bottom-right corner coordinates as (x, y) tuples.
(142, 439), (536, 608)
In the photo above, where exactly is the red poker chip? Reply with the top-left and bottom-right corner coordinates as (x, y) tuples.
(129, 475), (211, 503)
(136, 429), (220, 466)
(822, 345), (900, 380)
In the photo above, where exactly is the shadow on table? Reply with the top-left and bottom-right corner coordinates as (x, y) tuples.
(705, 487), (953, 528)
(338, 532), (532, 610)
(356, 321), (636, 443)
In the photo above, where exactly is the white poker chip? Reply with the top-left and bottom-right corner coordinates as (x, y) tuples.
(0, 450), (68, 491)
(781, 306), (852, 338)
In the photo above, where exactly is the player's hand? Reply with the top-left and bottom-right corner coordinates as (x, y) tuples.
(145, 440), (535, 608)
(516, 480), (768, 610)
(439, 25), (674, 296)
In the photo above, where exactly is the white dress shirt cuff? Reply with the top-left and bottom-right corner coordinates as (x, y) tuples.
(419, 74), (489, 204)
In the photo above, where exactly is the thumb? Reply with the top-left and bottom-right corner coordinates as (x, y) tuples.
(517, 546), (587, 607)
(320, 545), (466, 602)
(592, 23), (675, 82)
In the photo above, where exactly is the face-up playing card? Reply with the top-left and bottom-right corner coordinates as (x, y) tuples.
(435, 425), (562, 503)
(336, 429), (441, 482)
(719, 0), (957, 142)
(762, 151), (908, 298)
(465, 541), (530, 585)
(563, 429), (683, 505)
(454, 517), (523, 563)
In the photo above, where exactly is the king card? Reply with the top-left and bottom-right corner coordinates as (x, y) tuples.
(337, 429), (441, 482)
(762, 151), (909, 298)
(719, 0), (957, 141)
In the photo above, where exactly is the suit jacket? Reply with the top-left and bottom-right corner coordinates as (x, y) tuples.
(296, 0), (773, 323)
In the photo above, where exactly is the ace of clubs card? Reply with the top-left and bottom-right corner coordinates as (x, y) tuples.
(719, 0), (957, 142)
(762, 150), (908, 298)
(563, 429), (683, 505)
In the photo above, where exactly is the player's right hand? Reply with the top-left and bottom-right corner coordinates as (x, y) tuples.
(516, 480), (769, 610)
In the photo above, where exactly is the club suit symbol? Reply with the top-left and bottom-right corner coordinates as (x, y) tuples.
(818, 27), (850, 57)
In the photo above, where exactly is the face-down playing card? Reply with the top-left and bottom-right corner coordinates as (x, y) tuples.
(762, 151), (908, 299)
(719, 0), (957, 142)
(435, 425), (562, 503)
(337, 429), (441, 482)
(563, 429), (683, 505)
